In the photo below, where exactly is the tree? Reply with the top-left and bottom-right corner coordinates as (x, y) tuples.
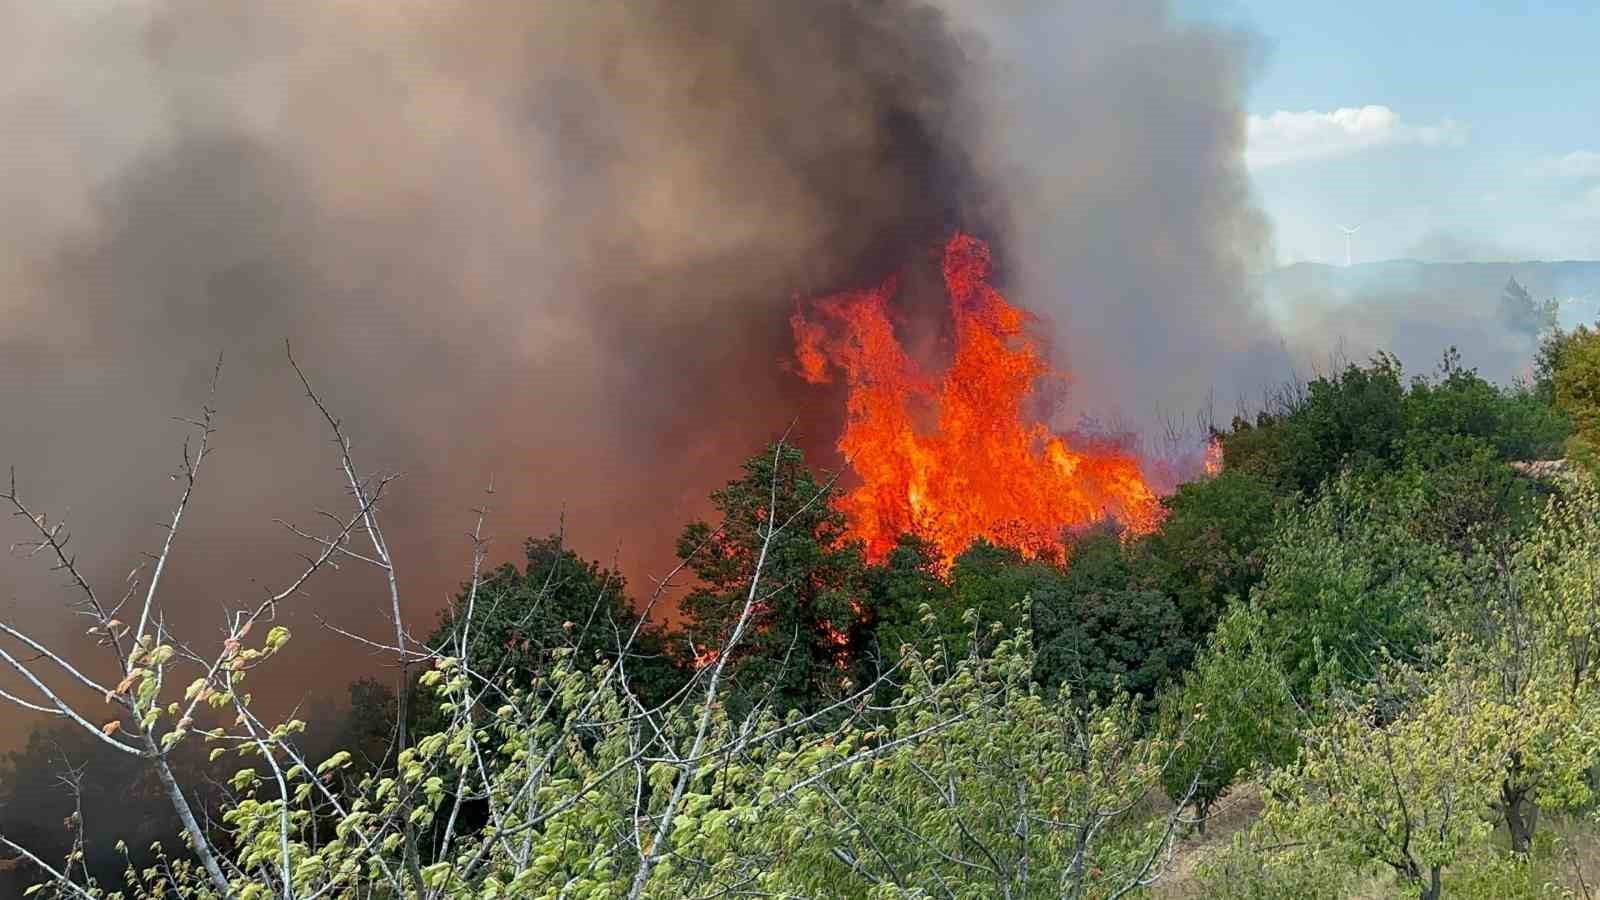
(1159, 604), (1299, 828)
(1498, 276), (1558, 337)
(1534, 324), (1584, 405)
(751, 625), (1203, 899)
(676, 443), (867, 715)
(1260, 666), (1501, 900)
(1275, 355), (1408, 495)
(1552, 325), (1600, 470)
(1455, 480), (1600, 852)
(1217, 350), (1564, 505)
(860, 532), (954, 672)
(1031, 530), (1187, 704)
(1403, 348), (1567, 462)
(1393, 433), (1532, 556)
(0, 721), (217, 894)
(943, 539), (1049, 660)
(424, 534), (682, 712)
(330, 677), (403, 774)
(1139, 469), (1279, 645)
(1248, 474), (1441, 701)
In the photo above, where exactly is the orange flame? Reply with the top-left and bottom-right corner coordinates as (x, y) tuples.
(792, 234), (1161, 564)
(1203, 437), (1224, 477)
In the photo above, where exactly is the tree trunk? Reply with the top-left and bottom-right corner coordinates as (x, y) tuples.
(1419, 865), (1443, 900)
(1501, 781), (1537, 853)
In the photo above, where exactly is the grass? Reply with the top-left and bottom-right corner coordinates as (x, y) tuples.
(1152, 785), (1600, 898)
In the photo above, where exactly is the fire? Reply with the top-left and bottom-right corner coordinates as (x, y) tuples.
(792, 234), (1161, 564)
(1203, 438), (1224, 476)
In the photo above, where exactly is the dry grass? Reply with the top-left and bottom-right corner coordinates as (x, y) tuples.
(1537, 815), (1600, 898)
(1151, 793), (1600, 899)
(1151, 784), (1265, 898)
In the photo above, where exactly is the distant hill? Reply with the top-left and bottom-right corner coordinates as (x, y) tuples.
(1261, 260), (1600, 328)
(1250, 259), (1600, 385)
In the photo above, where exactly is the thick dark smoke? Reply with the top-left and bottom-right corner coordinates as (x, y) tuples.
(0, 0), (1275, 754)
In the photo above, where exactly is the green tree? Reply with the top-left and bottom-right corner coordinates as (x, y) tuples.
(1260, 666), (1501, 900)
(1534, 324), (1585, 405)
(1248, 474), (1442, 700)
(944, 539), (1051, 660)
(756, 625), (1200, 899)
(1275, 354), (1407, 494)
(1218, 350), (1563, 505)
(1456, 481), (1600, 851)
(1552, 325), (1600, 469)
(1393, 433), (1533, 555)
(677, 443), (867, 715)
(861, 532), (954, 672)
(1139, 469), (1279, 644)
(1403, 349), (1568, 462)
(1159, 604), (1299, 827)
(1031, 530), (1187, 704)
(424, 534), (682, 712)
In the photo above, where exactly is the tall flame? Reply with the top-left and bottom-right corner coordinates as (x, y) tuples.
(793, 234), (1161, 564)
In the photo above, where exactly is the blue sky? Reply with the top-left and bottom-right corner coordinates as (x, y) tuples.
(1193, 0), (1600, 264)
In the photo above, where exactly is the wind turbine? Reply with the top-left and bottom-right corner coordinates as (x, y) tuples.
(1337, 224), (1361, 268)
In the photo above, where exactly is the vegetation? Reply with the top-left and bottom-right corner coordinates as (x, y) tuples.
(10, 339), (1600, 898)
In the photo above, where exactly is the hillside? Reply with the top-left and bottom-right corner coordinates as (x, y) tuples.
(1257, 259), (1600, 385)
(1262, 259), (1600, 323)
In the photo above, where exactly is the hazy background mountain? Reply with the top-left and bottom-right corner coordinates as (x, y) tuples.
(1259, 259), (1600, 386)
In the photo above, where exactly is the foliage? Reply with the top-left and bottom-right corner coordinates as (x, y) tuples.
(1260, 665), (1502, 900)
(1248, 473), (1443, 700)
(425, 534), (682, 711)
(1191, 832), (1360, 899)
(1553, 325), (1600, 470)
(8, 328), (1600, 899)
(1392, 433), (1537, 555)
(14, 618), (1210, 899)
(677, 443), (869, 715)
(0, 722), (216, 894)
(1158, 605), (1299, 822)
(1275, 353), (1409, 494)
(944, 539), (1049, 660)
(1031, 530), (1187, 704)
(1138, 469), (1280, 643)
(1454, 481), (1600, 851)
(1535, 325), (1585, 404)
(1221, 351), (1567, 502)
(861, 532), (956, 671)
(1403, 349), (1567, 462)
(755, 623), (1197, 899)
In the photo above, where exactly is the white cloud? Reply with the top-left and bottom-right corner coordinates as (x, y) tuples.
(1246, 105), (1466, 170)
(1530, 150), (1600, 178)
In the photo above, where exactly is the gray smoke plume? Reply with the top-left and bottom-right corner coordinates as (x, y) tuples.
(0, 0), (1276, 744)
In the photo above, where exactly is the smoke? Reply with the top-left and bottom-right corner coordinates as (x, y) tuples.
(938, 2), (1283, 426)
(1262, 261), (1582, 388)
(0, 0), (1279, 749)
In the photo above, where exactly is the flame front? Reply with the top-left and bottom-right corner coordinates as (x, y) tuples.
(792, 234), (1161, 565)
